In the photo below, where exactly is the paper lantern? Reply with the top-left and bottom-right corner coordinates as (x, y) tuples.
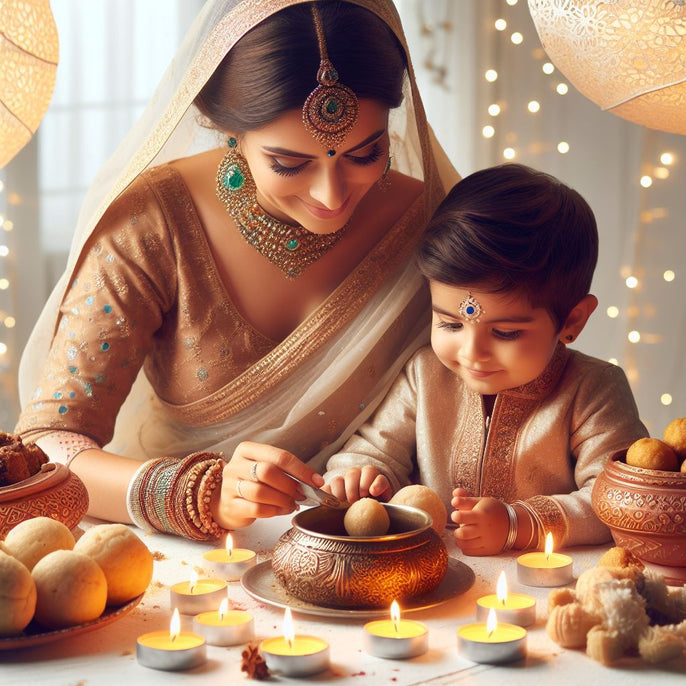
(0, 0), (59, 168)
(528, 1), (686, 135)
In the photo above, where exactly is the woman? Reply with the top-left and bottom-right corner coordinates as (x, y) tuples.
(16, 0), (456, 537)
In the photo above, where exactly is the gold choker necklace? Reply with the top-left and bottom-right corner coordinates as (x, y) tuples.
(215, 146), (348, 279)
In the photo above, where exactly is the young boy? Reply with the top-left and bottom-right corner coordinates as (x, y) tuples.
(324, 163), (647, 555)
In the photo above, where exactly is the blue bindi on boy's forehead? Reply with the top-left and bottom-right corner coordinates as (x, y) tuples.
(458, 292), (485, 323)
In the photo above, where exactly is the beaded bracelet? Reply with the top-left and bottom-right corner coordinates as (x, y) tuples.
(170, 458), (216, 540)
(184, 460), (213, 534)
(126, 452), (228, 541)
(501, 502), (519, 552)
(198, 460), (226, 538)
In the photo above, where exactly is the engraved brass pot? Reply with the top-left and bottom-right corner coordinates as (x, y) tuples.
(592, 451), (686, 584)
(0, 463), (89, 537)
(271, 503), (448, 609)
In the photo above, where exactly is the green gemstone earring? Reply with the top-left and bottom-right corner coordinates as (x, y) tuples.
(215, 137), (349, 278)
(220, 137), (245, 191)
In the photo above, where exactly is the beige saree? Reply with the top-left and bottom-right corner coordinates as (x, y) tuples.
(17, 0), (456, 471)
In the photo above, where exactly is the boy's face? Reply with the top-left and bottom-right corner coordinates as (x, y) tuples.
(429, 282), (560, 395)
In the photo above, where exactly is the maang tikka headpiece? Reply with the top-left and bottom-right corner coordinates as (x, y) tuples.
(302, 4), (359, 155)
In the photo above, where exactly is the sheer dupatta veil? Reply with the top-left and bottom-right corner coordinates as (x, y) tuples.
(18, 0), (456, 469)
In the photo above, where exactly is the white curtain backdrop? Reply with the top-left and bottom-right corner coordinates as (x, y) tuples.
(1, 0), (203, 428)
(2, 0), (683, 436)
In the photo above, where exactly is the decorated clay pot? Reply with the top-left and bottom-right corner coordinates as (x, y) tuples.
(592, 451), (686, 583)
(271, 503), (448, 609)
(0, 463), (89, 537)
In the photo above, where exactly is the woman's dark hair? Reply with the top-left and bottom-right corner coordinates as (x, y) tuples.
(195, 2), (407, 132)
(417, 163), (599, 330)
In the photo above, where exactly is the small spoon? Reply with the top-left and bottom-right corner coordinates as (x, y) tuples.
(287, 475), (349, 510)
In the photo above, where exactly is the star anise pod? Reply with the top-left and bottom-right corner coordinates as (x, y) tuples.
(240, 642), (270, 680)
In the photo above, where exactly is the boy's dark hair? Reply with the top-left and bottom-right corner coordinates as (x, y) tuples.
(416, 163), (598, 330)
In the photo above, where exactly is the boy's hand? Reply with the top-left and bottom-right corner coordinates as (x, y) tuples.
(324, 466), (392, 503)
(451, 490), (509, 556)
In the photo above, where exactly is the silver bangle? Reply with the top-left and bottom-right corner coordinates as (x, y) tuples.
(513, 500), (539, 550)
(502, 502), (518, 552)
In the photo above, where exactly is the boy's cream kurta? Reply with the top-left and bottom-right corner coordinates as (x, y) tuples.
(325, 343), (648, 548)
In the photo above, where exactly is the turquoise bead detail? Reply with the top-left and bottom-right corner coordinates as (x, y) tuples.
(286, 239), (299, 251)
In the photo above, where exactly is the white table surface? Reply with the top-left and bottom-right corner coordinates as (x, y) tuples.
(1, 512), (684, 685)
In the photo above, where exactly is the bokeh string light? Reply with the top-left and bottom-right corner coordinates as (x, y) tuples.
(0, 171), (19, 428)
(478, 1), (682, 431)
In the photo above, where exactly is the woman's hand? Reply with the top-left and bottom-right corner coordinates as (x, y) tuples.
(212, 442), (325, 529)
(324, 465), (392, 504)
(450, 487), (509, 556)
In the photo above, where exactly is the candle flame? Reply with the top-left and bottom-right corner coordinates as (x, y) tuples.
(390, 600), (401, 634)
(545, 532), (554, 560)
(283, 607), (295, 649)
(219, 597), (228, 620)
(226, 533), (234, 558)
(189, 569), (199, 594)
(486, 607), (498, 638)
(496, 571), (508, 605)
(169, 608), (181, 643)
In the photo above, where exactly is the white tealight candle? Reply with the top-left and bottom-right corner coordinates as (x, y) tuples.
(457, 608), (527, 664)
(517, 533), (573, 587)
(363, 600), (429, 659)
(476, 571), (536, 627)
(203, 533), (257, 581)
(192, 597), (255, 646)
(260, 607), (330, 677)
(170, 570), (228, 615)
(137, 609), (207, 671)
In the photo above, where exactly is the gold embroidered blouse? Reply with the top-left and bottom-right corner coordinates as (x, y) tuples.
(16, 165), (278, 444)
(325, 343), (648, 548)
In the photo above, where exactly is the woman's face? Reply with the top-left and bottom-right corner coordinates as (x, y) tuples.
(237, 99), (390, 234)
